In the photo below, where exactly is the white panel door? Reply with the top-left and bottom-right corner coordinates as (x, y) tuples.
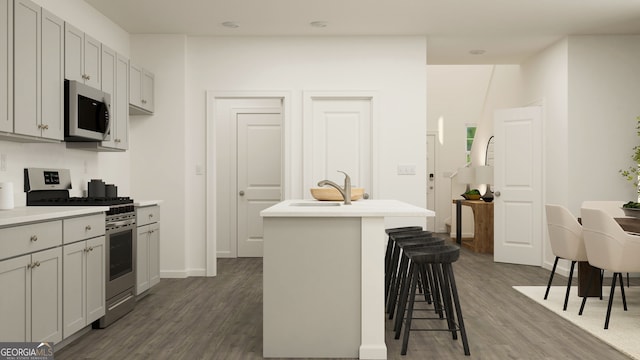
(493, 106), (543, 265)
(309, 98), (372, 194)
(237, 110), (282, 257)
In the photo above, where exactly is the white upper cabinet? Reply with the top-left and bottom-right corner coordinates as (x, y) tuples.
(64, 22), (100, 89)
(98, 46), (128, 150)
(13, 0), (40, 138)
(114, 53), (129, 148)
(129, 62), (154, 114)
(13, 0), (63, 141)
(0, 0), (12, 134)
(40, 9), (64, 140)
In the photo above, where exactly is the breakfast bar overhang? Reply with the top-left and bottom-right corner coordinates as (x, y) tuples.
(261, 199), (435, 359)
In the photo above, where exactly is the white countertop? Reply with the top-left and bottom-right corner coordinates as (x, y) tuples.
(135, 200), (163, 207)
(261, 199), (435, 218)
(0, 206), (109, 227)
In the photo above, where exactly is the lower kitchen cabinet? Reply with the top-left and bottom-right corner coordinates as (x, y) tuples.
(136, 205), (160, 296)
(0, 247), (63, 343)
(62, 236), (105, 338)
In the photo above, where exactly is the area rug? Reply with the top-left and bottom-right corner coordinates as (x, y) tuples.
(514, 286), (640, 359)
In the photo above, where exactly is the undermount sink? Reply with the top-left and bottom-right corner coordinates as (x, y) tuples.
(289, 202), (341, 207)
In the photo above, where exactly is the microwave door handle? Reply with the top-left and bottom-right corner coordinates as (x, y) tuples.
(103, 103), (111, 140)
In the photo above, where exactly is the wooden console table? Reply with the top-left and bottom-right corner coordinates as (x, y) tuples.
(453, 199), (494, 254)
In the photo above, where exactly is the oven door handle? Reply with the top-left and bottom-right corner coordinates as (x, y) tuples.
(106, 219), (136, 228)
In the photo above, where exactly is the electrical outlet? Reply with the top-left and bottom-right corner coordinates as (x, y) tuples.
(397, 164), (416, 175)
(0, 154), (6, 171)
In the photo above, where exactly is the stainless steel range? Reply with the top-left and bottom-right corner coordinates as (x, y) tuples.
(24, 168), (136, 328)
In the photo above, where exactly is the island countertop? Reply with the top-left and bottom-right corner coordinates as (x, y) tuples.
(261, 199), (435, 218)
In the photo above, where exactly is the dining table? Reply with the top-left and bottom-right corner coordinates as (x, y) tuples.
(578, 216), (640, 297)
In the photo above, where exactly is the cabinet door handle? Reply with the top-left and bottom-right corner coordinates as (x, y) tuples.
(30, 235), (38, 242)
(85, 225), (92, 231)
(43, 124), (49, 130)
(88, 246), (94, 252)
(149, 214), (153, 218)
(29, 261), (41, 269)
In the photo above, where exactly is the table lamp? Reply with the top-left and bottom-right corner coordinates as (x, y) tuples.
(475, 165), (494, 202)
(456, 167), (475, 194)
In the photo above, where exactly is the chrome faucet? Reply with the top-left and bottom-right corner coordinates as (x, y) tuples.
(317, 171), (352, 205)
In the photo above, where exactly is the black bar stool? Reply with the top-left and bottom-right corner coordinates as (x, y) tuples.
(397, 244), (470, 356)
(387, 235), (443, 321)
(386, 231), (434, 307)
(384, 227), (426, 301)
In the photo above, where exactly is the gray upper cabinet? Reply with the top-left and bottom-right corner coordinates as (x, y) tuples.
(67, 46), (129, 152)
(0, 0), (12, 134)
(64, 22), (100, 89)
(40, 9), (64, 141)
(129, 62), (154, 115)
(114, 53), (129, 148)
(13, 0), (63, 141)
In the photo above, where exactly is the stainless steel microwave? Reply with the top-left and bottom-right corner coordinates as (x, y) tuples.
(64, 80), (111, 141)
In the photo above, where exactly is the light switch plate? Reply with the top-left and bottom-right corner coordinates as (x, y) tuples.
(397, 164), (416, 175)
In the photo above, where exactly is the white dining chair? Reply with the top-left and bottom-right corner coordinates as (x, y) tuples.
(544, 204), (588, 310)
(581, 200), (630, 287)
(579, 208), (640, 329)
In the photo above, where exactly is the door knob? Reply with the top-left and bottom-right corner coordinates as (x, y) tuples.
(494, 191), (501, 197)
(239, 191), (245, 196)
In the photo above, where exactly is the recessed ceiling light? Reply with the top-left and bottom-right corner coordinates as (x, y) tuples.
(222, 21), (239, 28)
(469, 49), (486, 55)
(310, 21), (328, 28)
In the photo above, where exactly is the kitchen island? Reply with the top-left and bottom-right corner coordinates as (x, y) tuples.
(261, 199), (434, 359)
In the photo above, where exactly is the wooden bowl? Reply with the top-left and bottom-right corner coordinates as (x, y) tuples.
(310, 187), (364, 201)
(462, 193), (481, 200)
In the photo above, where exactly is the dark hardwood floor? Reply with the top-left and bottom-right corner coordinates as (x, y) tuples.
(55, 243), (632, 360)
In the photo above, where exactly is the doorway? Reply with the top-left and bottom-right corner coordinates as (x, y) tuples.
(206, 92), (289, 275)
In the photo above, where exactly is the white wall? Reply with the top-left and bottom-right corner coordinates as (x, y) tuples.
(185, 36), (427, 270)
(129, 35), (189, 277)
(0, 0), (130, 206)
(125, 35), (428, 275)
(521, 35), (640, 272)
(567, 35), (640, 211)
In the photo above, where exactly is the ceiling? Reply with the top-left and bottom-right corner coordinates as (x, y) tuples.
(84, 0), (640, 64)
